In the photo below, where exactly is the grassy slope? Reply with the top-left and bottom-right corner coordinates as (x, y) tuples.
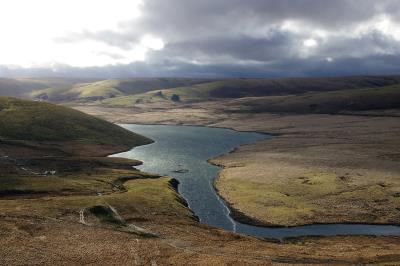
(163, 75), (400, 99)
(198, 75), (400, 98)
(4, 75), (400, 109)
(226, 84), (400, 114)
(29, 78), (215, 103)
(0, 97), (190, 236)
(98, 75), (400, 107)
(0, 78), (45, 98)
(0, 77), (98, 98)
(0, 97), (151, 147)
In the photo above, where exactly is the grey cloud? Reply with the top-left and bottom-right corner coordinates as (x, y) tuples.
(315, 31), (400, 58)
(2, 54), (400, 79)
(139, 0), (385, 36)
(63, 0), (398, 47)
(147, 29), (298, 63)
(54, 29), (140, 50)
(2, 0), (400, 78)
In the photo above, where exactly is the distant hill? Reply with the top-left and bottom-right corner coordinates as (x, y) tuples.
(0, 77), (99, 99)
(157, 75), (400, 101)
(224, 84), (400, 114)
(28, 78), (215, 103)
(2, 76), (400, 114)
(0, 97), (151, 148)
(0, 78), (44, 97)
(96, 75), (400, 107)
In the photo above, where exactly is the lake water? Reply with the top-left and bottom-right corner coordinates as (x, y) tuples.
(112, 124), (400, 239)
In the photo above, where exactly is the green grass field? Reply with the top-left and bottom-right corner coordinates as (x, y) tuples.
(0, 97), (151, 146)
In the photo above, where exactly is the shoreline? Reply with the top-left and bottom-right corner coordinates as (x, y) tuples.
(117, 121), (400, 234)
(209, 148), (400, 229)
(116, 121), (281, 137)
(72, 104), (400, 230)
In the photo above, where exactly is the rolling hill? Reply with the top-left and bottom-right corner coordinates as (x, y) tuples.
(0, 97), (151, 148)
(29, 78), (215, 103)
(0, 77), (99, 99)
(223, 84), (400, 114)
(95, 75), (400, 107)
(2, 75), (400, 115)
(155, 75), (400, 100)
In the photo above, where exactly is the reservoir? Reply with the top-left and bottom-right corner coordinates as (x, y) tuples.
(112, 124), (400, 239)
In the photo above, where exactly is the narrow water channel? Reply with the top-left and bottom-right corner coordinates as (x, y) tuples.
(112, 124), (400, 239)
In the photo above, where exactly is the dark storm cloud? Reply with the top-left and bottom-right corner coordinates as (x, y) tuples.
(139, 0), (378, 32)
(147, 29), (298, 63)
(80, 0), (393, 47)
(2, 0), (400, 78)
(3, 54), (400, 79)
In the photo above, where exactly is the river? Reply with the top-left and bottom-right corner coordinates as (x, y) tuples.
(112, 124), (400, 239)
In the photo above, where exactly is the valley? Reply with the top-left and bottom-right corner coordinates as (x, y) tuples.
(1, 76), (400, 264)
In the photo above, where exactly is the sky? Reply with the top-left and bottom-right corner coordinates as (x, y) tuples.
(1, 0), (400, 78)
